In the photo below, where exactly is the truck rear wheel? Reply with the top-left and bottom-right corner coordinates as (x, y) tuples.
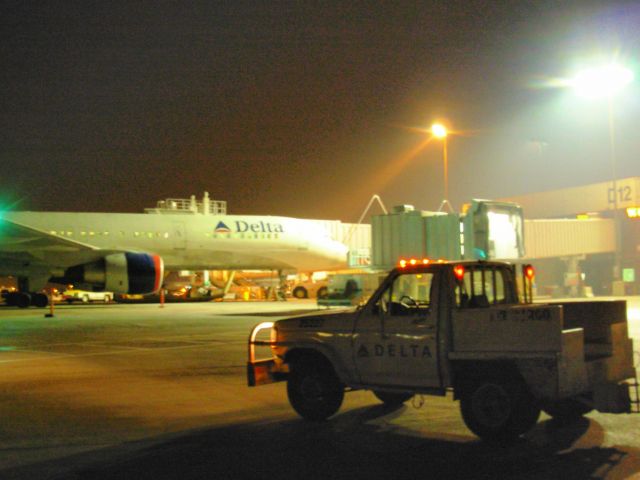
(542, 398), (592, 423)
(373, 391), (413, 407)
(287, 358), (344, 421)
(459, 375), (540, 442)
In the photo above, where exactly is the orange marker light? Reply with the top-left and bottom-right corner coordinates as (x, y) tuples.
(524, 265), (535, 280)
(453, 265), (465, 280)
(399, 258), (432, 268)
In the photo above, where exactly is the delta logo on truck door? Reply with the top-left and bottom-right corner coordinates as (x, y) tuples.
(357, 343), (432, 358)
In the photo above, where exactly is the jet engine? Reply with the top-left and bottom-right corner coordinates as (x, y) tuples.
(54, 253), (164, 294)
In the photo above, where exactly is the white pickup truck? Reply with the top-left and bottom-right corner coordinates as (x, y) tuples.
(248, 260), (638, 441)
(63, 289), (113, 304)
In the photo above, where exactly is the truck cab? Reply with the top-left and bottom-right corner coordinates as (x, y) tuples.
(351, 260), (518, 391)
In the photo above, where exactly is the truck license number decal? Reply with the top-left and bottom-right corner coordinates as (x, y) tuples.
(357, 344), (431, 358)
(298, 318), (324, 328)
(493, 308), (552, 322)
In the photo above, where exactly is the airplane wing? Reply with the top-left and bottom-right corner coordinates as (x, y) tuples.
(0, 216), (110, 268)
(0, 217), (99, 252)
(0, 216), (164, 295)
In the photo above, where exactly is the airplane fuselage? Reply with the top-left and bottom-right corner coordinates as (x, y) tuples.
(1, 211), (348, 274)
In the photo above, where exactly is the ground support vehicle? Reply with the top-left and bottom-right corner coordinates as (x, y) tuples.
(317, 272), (385, 307)
(290, 280), (328, 299)
(63, 289), (113, 304)
(248, 260), (638, 441)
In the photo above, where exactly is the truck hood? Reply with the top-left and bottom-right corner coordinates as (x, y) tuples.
(275, 308), (357, 333)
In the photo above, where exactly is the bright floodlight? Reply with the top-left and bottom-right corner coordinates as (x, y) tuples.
(571, 64), (634, 99)
(431, 123), (447, 138)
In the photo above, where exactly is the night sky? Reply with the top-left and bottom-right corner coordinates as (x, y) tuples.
(2, 1), (640, 221)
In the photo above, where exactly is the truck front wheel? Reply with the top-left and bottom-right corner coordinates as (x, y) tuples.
(459, 375), (540, 442)
(287, 358), (344, 421)
(373, 391), (413, 407)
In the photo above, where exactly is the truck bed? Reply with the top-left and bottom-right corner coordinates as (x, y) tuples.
(547, 300), (628, 360)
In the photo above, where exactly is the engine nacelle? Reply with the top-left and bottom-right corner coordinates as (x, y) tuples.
(57, 253), (164, 294)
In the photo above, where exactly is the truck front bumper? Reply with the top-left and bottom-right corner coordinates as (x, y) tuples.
(247, 321), (287, 387)
(247, 359), (287, 386)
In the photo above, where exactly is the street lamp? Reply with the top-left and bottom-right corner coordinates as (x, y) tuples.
(431, 123), (451, 211)
(570, 63), (634, 283)
(570, 64), (634, 99)
(431, 123), (447, 139)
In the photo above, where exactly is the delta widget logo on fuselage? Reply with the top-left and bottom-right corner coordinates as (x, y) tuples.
(214, 220), (285, 235)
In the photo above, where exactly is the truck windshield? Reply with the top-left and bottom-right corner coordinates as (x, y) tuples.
(455, 266), (508, 308)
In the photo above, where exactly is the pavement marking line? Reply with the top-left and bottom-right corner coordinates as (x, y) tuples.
(9, 343), (152, 352)
(0, 342), (228, 364)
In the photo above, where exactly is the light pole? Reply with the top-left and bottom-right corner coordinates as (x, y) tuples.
(431, 123), (451, 211)
(570, 63), (634, 284)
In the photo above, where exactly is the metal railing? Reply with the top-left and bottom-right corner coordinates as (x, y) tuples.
(144, 195), (227, 215)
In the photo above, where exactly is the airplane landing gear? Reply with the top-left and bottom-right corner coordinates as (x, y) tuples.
(4, 291), (49, 308)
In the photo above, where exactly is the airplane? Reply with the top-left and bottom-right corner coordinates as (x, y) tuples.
(0, 208), (349, 308)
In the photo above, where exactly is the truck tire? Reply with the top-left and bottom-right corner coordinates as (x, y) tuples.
(542, 398), (592, 423)
(292, 287), (308, 299)
(459, 375), (540, 442)
(287, 358), (344, 421)
(316, 287), (328, 299)
(373, 391), (413, 407)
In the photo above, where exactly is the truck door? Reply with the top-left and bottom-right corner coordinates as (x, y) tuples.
(353, 269), (440, 388)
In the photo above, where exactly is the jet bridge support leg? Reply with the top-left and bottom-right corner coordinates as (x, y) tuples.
(265, 270), (287, 301)
(221, 271), (236, 301)
(277, 270), (287, 301)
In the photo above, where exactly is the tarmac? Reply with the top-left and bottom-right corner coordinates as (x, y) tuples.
(0, 297), (639, 479)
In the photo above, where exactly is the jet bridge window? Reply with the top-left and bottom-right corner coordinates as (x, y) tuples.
(455, 266), (507, 308)
(377, 272), (434, 316)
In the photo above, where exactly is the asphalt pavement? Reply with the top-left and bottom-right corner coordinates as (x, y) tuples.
(0, 298), (639, 479)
